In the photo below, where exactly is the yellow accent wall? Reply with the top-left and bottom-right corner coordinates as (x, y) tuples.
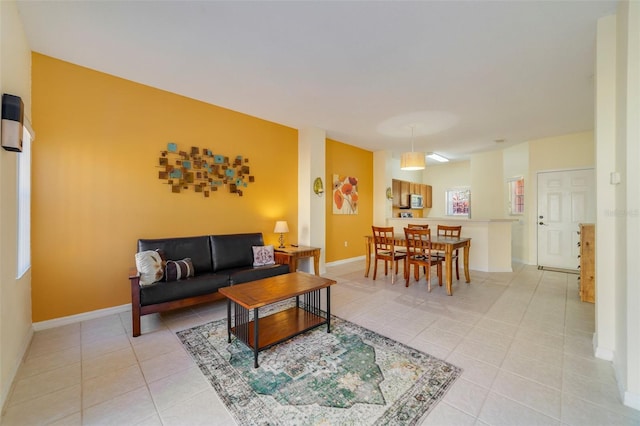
(325, 139), (373, 262)
(31, 54), (298, 322)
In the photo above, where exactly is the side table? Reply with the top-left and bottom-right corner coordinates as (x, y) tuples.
(274, 245), (321, 276)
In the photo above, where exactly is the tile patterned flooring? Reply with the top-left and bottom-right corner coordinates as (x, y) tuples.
(2, 262), (640, 425)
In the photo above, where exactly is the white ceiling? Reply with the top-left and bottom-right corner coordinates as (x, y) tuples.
(16, 0), (617, 162)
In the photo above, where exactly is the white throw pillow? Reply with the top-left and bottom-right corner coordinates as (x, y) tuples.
(135, 250), (165, 286)
(252, 245), (276, 267)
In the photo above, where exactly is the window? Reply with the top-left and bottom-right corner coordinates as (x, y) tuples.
(17, 125), (32, 278)
(445, 188), (470, 217)
(508, 177), (524, 215)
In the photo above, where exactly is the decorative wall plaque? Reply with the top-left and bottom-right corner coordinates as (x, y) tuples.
(158, 142), (254, 197)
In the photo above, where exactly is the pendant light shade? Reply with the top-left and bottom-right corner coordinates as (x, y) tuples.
(400, 151), (426, 170)
(400, 125), (425, 171)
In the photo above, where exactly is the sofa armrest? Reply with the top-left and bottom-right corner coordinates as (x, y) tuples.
(129, 266), (140, 280)
(129, 267), (142, 337)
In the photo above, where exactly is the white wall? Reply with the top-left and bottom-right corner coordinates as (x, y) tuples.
(298, 127), (326, 273)
(0, 0), (33, 409)
(526, 132), (595, 265)
(373, 150), (392, 226)
(621, 0), (640, 407)
(423, 160), (471, 217)
(595, 12), (618, 366)
(595, 0), (640, 410)
(503, 143), (530, 263)
(470, 150), (504, 219)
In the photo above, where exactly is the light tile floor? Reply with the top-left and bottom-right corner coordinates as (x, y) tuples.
(2, 262), (640, 425)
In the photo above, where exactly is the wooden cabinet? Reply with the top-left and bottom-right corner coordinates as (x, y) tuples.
(392, 179), (402, 207)
(421, 184), (432, 208)
(400, 181), (411, 207)
(578, 223), (595, 303)
(391, 179), (432, 213)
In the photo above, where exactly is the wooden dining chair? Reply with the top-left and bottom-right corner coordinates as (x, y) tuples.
(403, 227), (443, 291)
(396, 224), (428, 254)
(437, 225), (462, 280)
(371, 226), (407, 284)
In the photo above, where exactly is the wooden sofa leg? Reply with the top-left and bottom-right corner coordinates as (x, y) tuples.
(129, 273), (142, 337)
(132, 308), (141, 337)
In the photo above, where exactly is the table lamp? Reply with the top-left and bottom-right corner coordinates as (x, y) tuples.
(274, 221), (289, 248)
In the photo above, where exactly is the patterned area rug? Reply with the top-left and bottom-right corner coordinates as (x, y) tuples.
(177, 305), (461, 425)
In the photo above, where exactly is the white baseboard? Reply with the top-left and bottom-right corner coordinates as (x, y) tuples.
(593, 332), (615, 361)
(594, 345), (615, 361)
(32, 303), (132, 331)
(325, 255), (364, 267)
(624, 390), (640, 411)
(1, 327), (34, 413)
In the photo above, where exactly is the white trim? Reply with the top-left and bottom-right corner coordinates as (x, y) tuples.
(23, 116), (35, 141)
(624, 390), (640, 411)
(1, 327), (34, 412)
(325, 255), (364, 267)
(536, 166), (595, 174)
(32, 303), (131, 331)
(593, 332), (615, 360)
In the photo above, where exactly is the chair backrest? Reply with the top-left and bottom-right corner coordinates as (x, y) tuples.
(372, 226), (396, 254)
(404, 227), (433, 258)
(437, 225), (461, 238)
(407, 223), (429, 229)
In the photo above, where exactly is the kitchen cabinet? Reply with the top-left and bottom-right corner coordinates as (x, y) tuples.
(392, 180), (401, 207)
(400, 181), (411, 207)
(421, 184), (432, 208)
(391, 179), (432, 210)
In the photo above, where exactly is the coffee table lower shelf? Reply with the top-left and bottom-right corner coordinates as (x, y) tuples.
(220, 272), (336, 368)
(230, 306), (327, 351)
(227, 299), (330, 368)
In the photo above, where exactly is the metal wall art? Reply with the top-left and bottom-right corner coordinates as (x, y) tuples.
(158, 142), (254, 197)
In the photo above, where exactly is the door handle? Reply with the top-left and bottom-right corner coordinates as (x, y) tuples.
(539, 222), (547, 226)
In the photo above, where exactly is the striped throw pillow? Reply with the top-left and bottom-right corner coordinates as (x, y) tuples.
(165, 258), (195, 282)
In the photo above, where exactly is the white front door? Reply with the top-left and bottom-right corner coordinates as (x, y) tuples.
(537, 169), (595, 270)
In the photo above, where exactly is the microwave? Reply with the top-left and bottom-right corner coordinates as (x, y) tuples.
(410, 194), (424, 209)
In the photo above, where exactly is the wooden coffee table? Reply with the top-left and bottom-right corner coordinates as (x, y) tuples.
(219, 272), (337, 368)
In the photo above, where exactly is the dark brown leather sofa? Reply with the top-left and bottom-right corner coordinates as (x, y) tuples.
(129, 233), (290, 336)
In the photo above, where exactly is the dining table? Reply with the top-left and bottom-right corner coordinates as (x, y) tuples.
(364, 234), (472, 295)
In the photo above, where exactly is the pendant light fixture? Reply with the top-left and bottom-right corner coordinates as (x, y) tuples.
(400, 125), (426, 171)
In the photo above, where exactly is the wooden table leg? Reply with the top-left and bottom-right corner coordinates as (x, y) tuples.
(313, 250), (320, 276)
(364, 237), (371, 277)
(445, 246), (453, 295)
(463, 242), (471, 283)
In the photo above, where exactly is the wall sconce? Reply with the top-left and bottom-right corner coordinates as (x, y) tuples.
(313, 177), (324, 196)
(273, 220), (289, 248)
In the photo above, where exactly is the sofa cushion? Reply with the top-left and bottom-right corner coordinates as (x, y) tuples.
(229, 264), (291, 285)
(135, 249), (165, 286)
(252, 245), (275, 267)
(138, 236), (212, 274)
(140, 273), (230, 306)
(165, 258), (195, 281)
(210, 233), (264, 272)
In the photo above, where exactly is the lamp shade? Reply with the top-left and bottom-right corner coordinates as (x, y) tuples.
(400, 151), (426, 171)
(273, 221), (289, 233)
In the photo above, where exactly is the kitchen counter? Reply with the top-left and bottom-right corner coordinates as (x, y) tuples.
(386, 217), (517, 272)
